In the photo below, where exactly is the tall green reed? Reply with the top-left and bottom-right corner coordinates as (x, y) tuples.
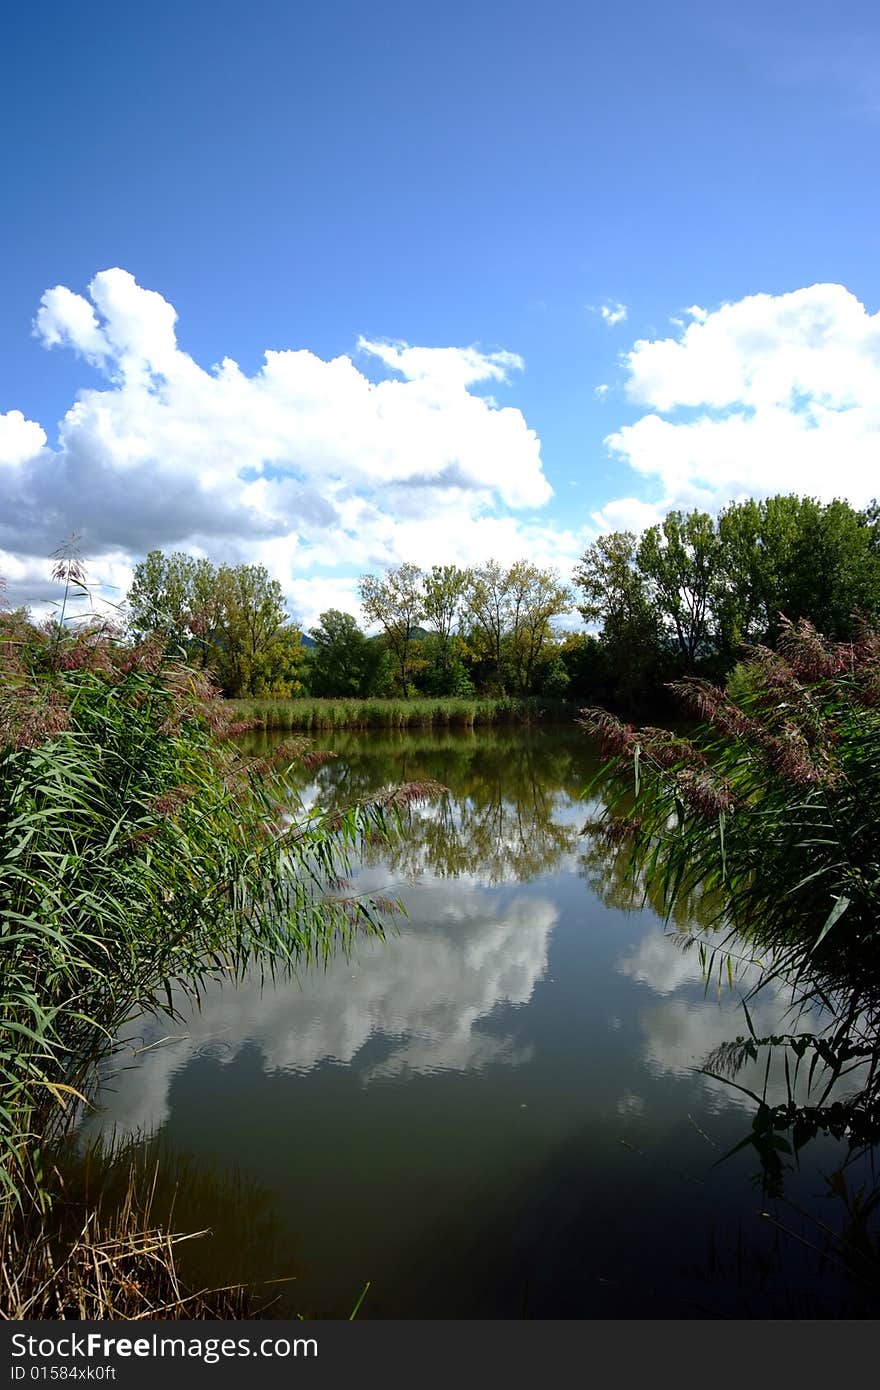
(579, 617), (880, 1172)
(224, 695), (572, 731)
(0, 618), (435, 1208)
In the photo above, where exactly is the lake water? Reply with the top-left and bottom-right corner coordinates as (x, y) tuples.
(85, 725), (875, 1317)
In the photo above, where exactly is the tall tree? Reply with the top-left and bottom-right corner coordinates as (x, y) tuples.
(213, 563), (296, 697)
(505, 561), (572, 694)
(126, 553), (303, 697)
(465, 559), (512, 692)
(464, 560), (571, 694)
(572, 532), (662, 704)
(358, 563), (424, 694)
(637, 510), (723, 666)
(126, 550), (199, 652)
(308, 609), (384, 697)
(573, 532), (656, 642)
(422, 564), (471, 691)
(718, 495), (880, 649)
(770, 496), (880, 640)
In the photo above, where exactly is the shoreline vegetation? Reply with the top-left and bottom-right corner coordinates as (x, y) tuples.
(224, 694), (576, 730)
(0, 562), (431, 1318)
(0, 1149), (258, 1320)
(581, 617), (880, 1192)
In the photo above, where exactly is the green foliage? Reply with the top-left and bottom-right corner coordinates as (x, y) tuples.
(573, 494), (880, 709)
(307, 609), (388, 697)
(464, 558), (571, 694)
(421, 564), (472, 692)
(358, 563), (424, 694)
(636, 509), (722, 664)
(223, 695), (573, 731)
(580, 618), (880, 1172)
(581, 618), (880, 962)
(717, 495), (880, 651)
(536, 653), (570, 698)
(572, 534), (663, 707)
(355, 558), (571, 698)
(126, 550), (204, 655)
(126, 551), (305, 697)
(0, 613), (408, 1207)
(211, 561), (304, 698)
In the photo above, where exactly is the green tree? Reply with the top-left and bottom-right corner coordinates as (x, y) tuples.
(126, 554), (304, 697)
(636, 510), (724, 667)
(358, 563), (424, 694)
(465, 560), (512, 692)
(126, 550), (199, 653)
(572, 532), (662, 706)
(308, 609), (385, 697)
(463, 560), (571, 695)
(768, 496), (880, 640)
(422, 565), (471, 692)
(574, 532), (658, 638)
(212, 563), (299, 698)
(505, 560), (572, 694)
(717, 495), (880, 650)
(248, 624), (307, 697)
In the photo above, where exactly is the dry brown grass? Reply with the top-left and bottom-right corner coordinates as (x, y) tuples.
(0, 1157), (270, 1320)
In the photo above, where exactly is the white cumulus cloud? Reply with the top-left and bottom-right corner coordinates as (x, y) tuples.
(0, 410), (47, 467)
(1, 268), (558, 627)
(603, 283), (880, 521)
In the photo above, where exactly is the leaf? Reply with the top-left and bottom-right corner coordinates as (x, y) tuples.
(811, 894), (851, 955)
(742, 997), (757, 1040)
(33, 1080), (90, 1109)
(349, 1280), (371, 1319)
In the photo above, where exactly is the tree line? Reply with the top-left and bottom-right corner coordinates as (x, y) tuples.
(122, 493), (880, 708)
(124, 554), (573, 700)
(571, 494), (880, 709)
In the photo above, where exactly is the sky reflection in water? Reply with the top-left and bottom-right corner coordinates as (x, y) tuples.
(86, 726), (874, 1317)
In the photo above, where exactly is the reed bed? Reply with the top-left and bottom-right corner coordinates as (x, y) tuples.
(224, 695), (574, 731)
(0, 1152), (263, 1320)
(580, 618), (880, 1177)
(1, 613), (429, 1219)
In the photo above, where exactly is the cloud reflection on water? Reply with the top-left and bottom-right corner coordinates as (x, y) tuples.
(90, 878), (555, 1141)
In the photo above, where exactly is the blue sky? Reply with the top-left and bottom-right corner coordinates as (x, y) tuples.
(1, 0), (879, 624)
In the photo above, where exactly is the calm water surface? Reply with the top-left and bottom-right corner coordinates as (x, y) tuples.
(86, 726), (873, 1316)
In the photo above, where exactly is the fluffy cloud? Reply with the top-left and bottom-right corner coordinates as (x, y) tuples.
(3, 268), (556, 627)
(604, 283), (880, 520)
(0, 410), (46, 466)
(589, 495), (666, 535)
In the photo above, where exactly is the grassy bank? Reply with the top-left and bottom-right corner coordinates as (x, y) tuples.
(225, 695), (576, 731)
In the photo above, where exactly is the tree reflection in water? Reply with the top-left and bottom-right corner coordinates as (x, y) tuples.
(252, 726), (590, 885)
